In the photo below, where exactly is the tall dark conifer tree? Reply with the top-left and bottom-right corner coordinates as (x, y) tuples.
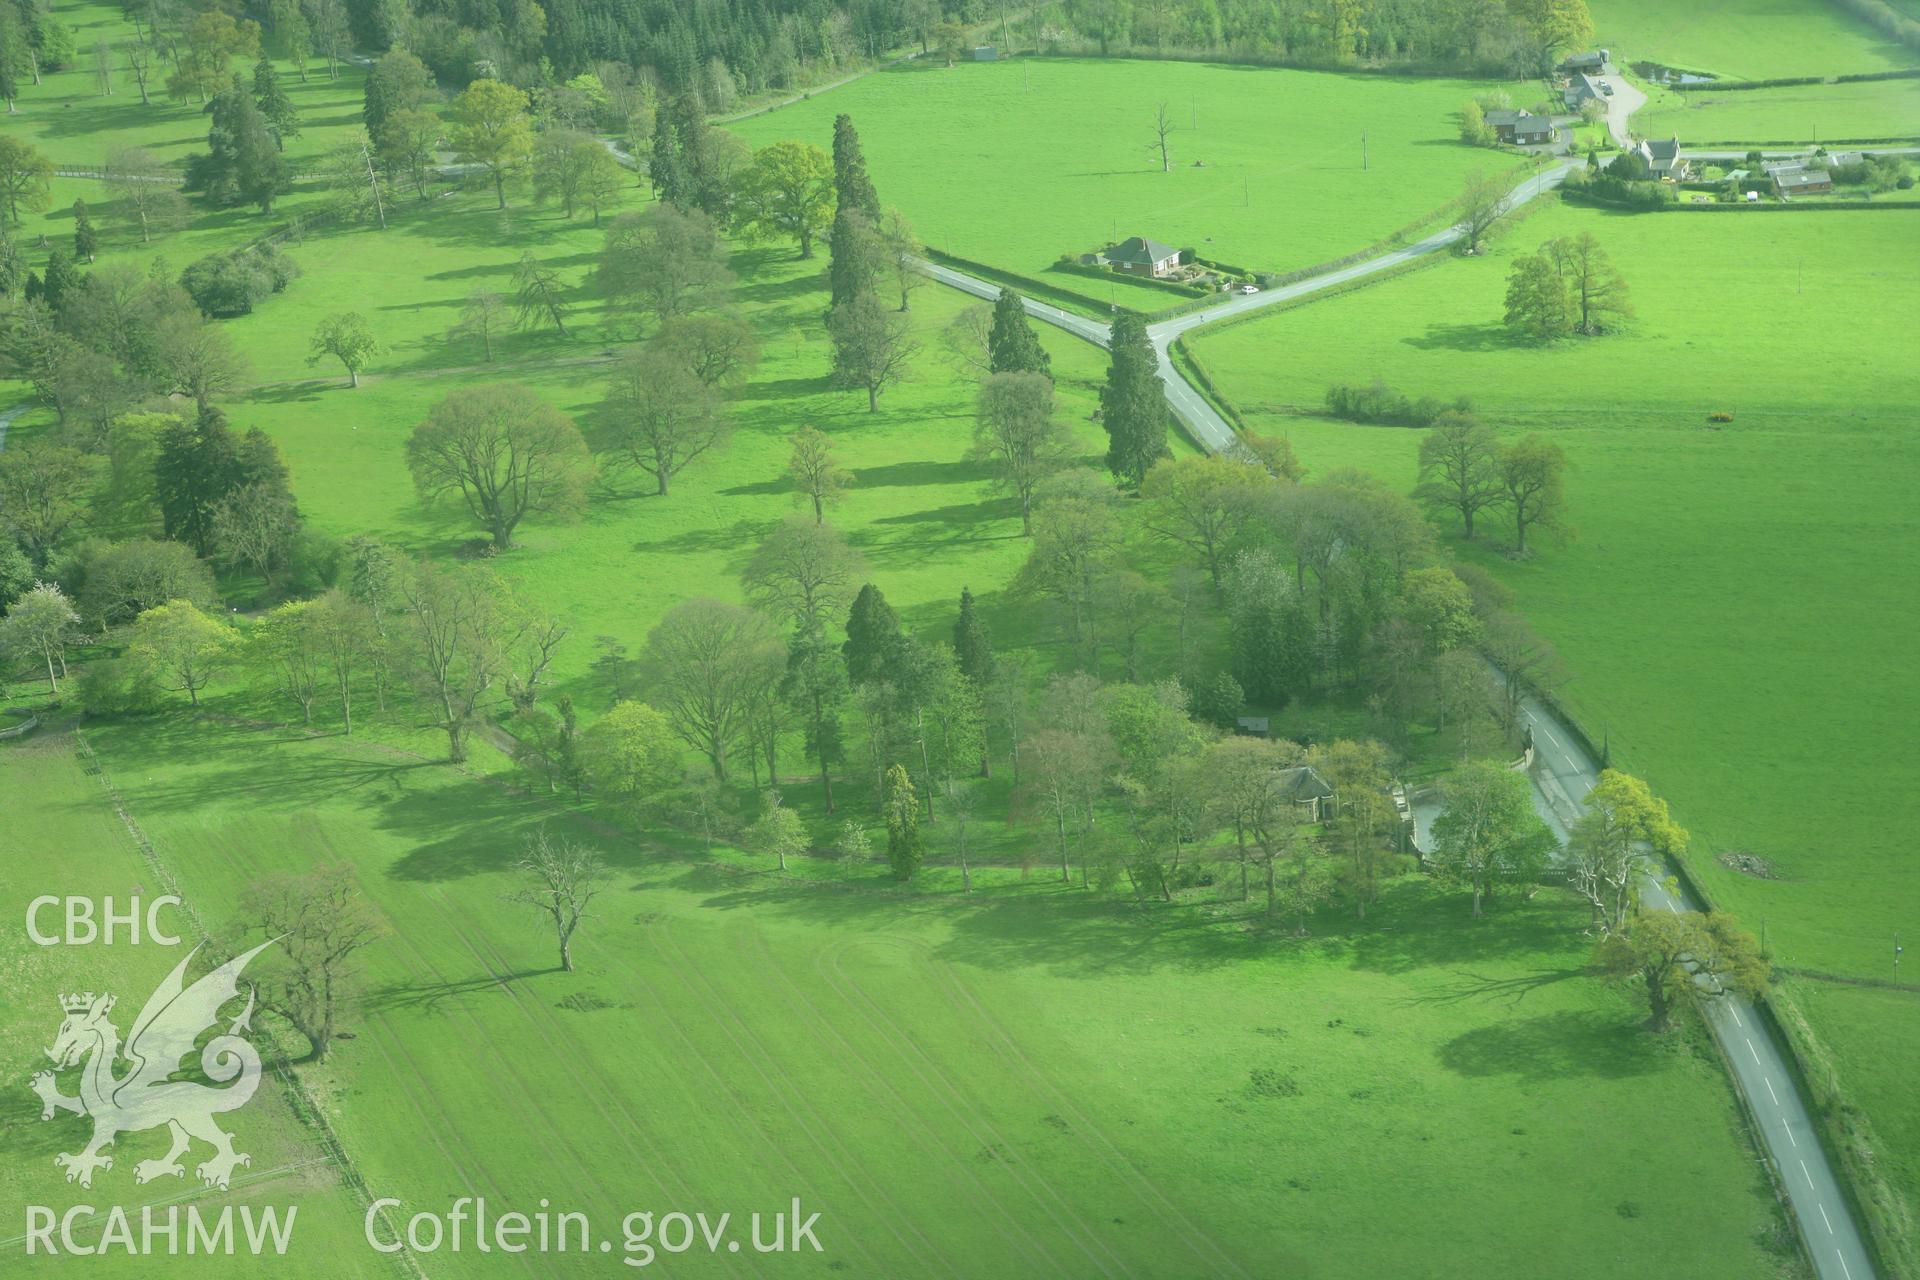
(988, 288), (1050, 378)
(831, 113), (880, 218)
(1100, 311), (1169, 486)
(952, 586), (994, 684)
(843, 583), (904, 686)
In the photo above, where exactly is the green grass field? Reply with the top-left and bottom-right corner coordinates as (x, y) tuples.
(5, 2), (368, 177)
(1589, 0), (1918, 78)
(0, 713), (1799, 1277)
(1188, 198), (1920, 1241)
(728, 58), (1536, 298)
(1634, 76), (1920, 142)
(0, 9), (1901, 1272)
(0, 730), (373, 1275)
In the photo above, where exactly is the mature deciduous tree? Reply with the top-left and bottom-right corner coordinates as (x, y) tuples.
(237, 864), (382, 1058)
(734, 140), (833, 259)
(598, 205), (733, 331)
(306, 311), (380, 387)
(748, 792), (809, 870)
(1413, 411), (1501, 540)
(829, 292), (917, 412)
(0, 581), (83, 693)
(0, 442), (98, 566)
(972, 371), (1071, 535)
(1458, 169), (1511, 254)
(1568, 769), (1688, 935)
(511, 830), (609, 972)
(643, 598), (782, 781)
(742, 516), (867, 635)
(406, 385), (594, 551)
(598, 345), (727, 496)
(1429, 761), (1552, 916)
(785, 426), (851, 524)
(375, 106), (442, 202)
(1595, 910), (1765, 1032)
(103, 146), (186, 242)
(1503, 251), (1572, 342)
(1141, 453), (1265, 589)
(1022, 469), (1123, 662)
(581, 699), (680, 814)
(653, 310), (759, 392)
(0, 136), (54, 226)
(448, 79), (533, 208)
(512, 250), (572, 336)
(1546, 232), (1631, 335)
(1496, 434), (1567, 554)
(129, 598), (235, 706)
(450, 290), (507, 361)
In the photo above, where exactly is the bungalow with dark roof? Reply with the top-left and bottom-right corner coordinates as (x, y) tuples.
(1773, 166), (1833, 197)
(1487, 109), (1558, 146)
(1108, 236), (1181, 278)
(1275, 765), (1338, 823)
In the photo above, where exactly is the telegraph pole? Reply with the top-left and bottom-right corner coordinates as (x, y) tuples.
(362, 141), (386, 230)
(1362, 132), (1368, 170)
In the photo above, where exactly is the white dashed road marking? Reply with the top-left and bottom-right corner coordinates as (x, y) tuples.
(1764, 1077), (1780, 1106)
(1746, 1038), (1763, 1066)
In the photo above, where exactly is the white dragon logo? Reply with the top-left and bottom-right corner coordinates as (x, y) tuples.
(30, 940), (275, 1192)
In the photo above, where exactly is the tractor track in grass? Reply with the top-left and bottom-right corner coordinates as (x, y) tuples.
(425, 890), (719, 1222)
(60, 757), (450, 1273)
(898, 932), (1255, 1280)
(636, 914), (918, 1276)
(349, 898), (632, 1240)
(426, 922), (782, 1280)
(544, 910), (856, 1280)
(743, 922), (1065, 1278)
(816, 934), (1136, 1279)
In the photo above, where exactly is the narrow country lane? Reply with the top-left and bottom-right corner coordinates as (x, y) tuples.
(1519, 692), (1874, 1280)
(917, 152), (1879, 1279)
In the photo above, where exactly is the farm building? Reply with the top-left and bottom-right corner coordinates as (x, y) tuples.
(1772, 167), (1833, 197)
(972, 45), (998, 61)
(1562, 49), (1609, 71)
(1108, 236), (1181, 278)
(1563, 73), (1606, 110)
(1486, 109), (1558, 145)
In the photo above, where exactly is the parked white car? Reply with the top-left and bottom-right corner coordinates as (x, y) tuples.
(1240, 284), (1260, 295)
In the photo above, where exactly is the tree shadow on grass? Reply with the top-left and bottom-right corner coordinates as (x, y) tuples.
(1402, 323), (1526, 354)
(735, 375), (835, 403)
(629, 516), (772, 557)
(364, 968), (552, 1016)
(861, 497), (1020, 535)
(848, 458), (991, 489)
(1405, 966), (1586, 1009)
(1344, 897), (1573, 976)
(735, 271), (823, 306)
(1435, 1010), (1667, 1080)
